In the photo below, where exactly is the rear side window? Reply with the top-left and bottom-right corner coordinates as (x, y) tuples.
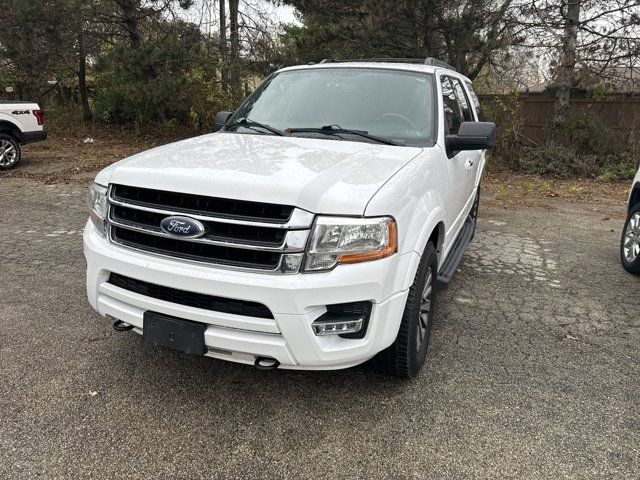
(451, 78), (474, 122)
(464, 80), (481, 120)
(441, 77), (463, 135)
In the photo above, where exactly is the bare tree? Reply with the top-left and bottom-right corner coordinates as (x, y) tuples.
(552, 0), (580, 140)
(514, 0), (640, 137)
(219, 0), (228, 91)
(228, 0), (241, 94)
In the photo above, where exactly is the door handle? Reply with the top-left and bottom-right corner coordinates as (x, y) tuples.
(465, 158), (474, 169)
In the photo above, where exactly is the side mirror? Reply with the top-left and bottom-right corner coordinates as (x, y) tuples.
(446, 121), (497, 152)
(214, 111), (233, 130)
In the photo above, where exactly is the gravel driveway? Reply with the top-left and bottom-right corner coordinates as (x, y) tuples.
(1, 177), (638, 479)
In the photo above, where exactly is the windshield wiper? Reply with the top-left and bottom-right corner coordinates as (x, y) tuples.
(225, 117), (284, 136)
(286, 125), (402, 146)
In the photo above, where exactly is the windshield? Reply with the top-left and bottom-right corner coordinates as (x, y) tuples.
(227, 68), (436, 147)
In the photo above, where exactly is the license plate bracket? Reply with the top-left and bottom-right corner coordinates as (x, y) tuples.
(143, 312), (206, 356)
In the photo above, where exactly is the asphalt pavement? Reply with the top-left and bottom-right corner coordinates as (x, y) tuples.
(0, 177), (638, 479)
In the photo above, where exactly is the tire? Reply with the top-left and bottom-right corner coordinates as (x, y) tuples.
(385, 242), (438, 379)
(620, 203), (640, 275)
(469, 184), (480, 239)
(470, 184), (480, 221)
(0, 134), (21, 170)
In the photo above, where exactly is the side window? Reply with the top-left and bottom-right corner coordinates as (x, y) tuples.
(464, 80), (481, 120)
(441, 76), (463, 135)
(451, 78), (474, 122)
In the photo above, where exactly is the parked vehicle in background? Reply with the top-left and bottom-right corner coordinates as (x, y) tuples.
(621, 166), (640, 274)
(84, 58), (496, 378)
(0, 101), (46, 170)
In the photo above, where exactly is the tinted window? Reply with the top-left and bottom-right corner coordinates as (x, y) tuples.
(452, 78), (474, 122)
(230, 68), (437, 146)
(464, 80), (481, 119)
(441, 76), (463, 135)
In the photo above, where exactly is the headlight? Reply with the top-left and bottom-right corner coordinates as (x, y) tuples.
(88, 182), (108, 235)
(304, 216), (397, 271)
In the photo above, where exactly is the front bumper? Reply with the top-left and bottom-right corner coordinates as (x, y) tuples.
(83, 221), (416, 370)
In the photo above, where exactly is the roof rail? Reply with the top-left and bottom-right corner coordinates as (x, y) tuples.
(319, 57), (457, 71)
(423, 57), (456, 71)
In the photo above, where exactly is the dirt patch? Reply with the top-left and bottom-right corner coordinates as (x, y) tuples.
(483, 171), (629, 216)
(2, 123), (193, 184)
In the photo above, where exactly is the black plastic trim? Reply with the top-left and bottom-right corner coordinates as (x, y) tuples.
(435, 215), (476, 292)
(108, 273), (274, 319)
(20, 130), (47, 144)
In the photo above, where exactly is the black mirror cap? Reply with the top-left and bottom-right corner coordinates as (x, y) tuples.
(447, 121), (497, 151)
(214, 111), (233, 130)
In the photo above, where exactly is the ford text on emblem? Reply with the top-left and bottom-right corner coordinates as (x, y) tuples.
(160, 216), (206, 239)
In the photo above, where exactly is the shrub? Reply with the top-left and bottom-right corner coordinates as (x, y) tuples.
(598, 152), (639, 182)
(519, 145), (600, 179)
(94, 23), (233, 130)
(566, 113), (612, 155)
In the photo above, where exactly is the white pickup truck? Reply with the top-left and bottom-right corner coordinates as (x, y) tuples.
(0, 101), (47, 169)
(84, 58), (496, 378)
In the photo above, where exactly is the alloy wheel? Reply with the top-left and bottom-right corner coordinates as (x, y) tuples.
(623, 212), (640, 263)
(0, 139), (17, 167)
(416, 270), (433, 351)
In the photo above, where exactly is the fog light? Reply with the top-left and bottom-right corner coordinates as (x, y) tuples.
(311, 318), (363, 336)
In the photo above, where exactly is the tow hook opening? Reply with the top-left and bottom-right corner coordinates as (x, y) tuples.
(254, 357), (280, 371)
(112, 320), (134, 332)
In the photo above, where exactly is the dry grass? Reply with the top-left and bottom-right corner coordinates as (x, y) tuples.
(4, 120), (193, 184)
(483, 171), (630, 216)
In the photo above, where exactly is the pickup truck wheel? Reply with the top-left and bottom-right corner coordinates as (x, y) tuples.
(387, 241), (438, 379)
(621, 203), (640, 275)
(0, 134), (21, 170)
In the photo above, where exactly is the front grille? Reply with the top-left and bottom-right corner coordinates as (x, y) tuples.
(111, 204), (286, 246)
(112, 226), (281, 269)
(108, 273), (274, 319)
(111, 184), (293, 223)
(107, 184), (314, 272)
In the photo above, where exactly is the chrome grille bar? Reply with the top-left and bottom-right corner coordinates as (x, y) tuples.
(108, 195), (314, 229)
(106, 185), (313, 273)
(108, 215), (309, 252)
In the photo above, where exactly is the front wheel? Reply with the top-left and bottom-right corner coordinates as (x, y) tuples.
(386, 242), (438, 379)
(0, 134), (21, 170)
(621, 203), (640, 275)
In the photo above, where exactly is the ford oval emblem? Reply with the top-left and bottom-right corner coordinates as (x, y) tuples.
(160, 216), (206, 239)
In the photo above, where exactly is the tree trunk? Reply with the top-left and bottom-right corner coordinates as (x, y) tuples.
(219, 0), (228, 92)
(78, 28), (93, 122)
(117, 0), (142, 50)
(551, 0), (581, 142)
(228, 0), (240, 96)
(422, 0), (440, 56)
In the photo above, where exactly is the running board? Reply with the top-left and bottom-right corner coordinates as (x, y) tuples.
(434, 215), (476, 292)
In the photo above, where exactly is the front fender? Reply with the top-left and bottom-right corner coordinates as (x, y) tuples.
(365, 151), (449, 290)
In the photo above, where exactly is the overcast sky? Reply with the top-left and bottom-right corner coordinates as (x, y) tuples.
(179, 1), (299, 32)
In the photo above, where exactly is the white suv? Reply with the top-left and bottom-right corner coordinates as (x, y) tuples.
(84, 59), (496, 378)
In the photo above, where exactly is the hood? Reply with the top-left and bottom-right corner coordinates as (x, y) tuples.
(97, 132), (422, 215)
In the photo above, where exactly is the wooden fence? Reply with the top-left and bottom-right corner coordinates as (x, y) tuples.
(478, 94), (640, 145)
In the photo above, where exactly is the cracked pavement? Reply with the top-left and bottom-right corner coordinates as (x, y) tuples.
(0, 177), (638, 479)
